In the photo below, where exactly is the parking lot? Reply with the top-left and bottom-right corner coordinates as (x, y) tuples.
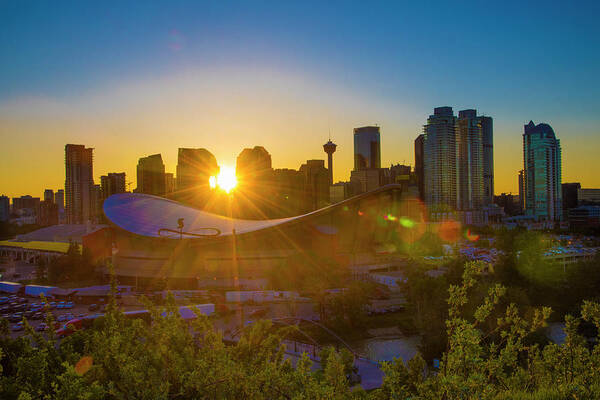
(0, 294), (145, 339)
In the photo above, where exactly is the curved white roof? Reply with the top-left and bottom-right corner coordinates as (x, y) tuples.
(104, 185), (402, 240)
(103, 193), (296, 239)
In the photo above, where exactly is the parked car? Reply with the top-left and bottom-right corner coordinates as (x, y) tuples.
(57, 315), (69, 322)
(11, 323), (24, 331)
(0, 297), (8, 304)
(36, 323), (48, 332)
(31, 312), (44, 320)
(88, 304), (99, 311)
(8, 314), (22, 323)
(64, 301), (74, 309)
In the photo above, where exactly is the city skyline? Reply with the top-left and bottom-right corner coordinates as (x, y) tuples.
(1, 1), (600, 198)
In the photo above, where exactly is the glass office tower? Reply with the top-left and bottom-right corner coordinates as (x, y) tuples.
(523, 121), (562, 221)
(353, 126), (381, 170)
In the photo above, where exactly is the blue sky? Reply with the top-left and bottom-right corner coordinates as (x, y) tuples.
(1, 0), (599, 196)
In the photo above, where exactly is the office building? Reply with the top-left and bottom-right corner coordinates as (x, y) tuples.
(233, 146), (273, 218)
(299, 160), (330, 211)
(494, 193), (520, 216)
(350, 169), (381, 194)
(562, 183), (581, 217)
(12, 195), (41, 213)
(353, 126), (381, 170)
(136, 154), (166, 196)
(44, 189), (54, 204)
(165, 173), (175, 196)
(176, 148), (219, 195)
(523, 121), (562, 221)
(423, 107), (457, 211)
(236, 146), (271, 183)
(578, 188), (600, 205)
(100, 173), (126, 199)
(414, 134), (424, 201)
(65, 144), (95, 224)
(0, 195), (9, 222)
(568, 206), (600, 229)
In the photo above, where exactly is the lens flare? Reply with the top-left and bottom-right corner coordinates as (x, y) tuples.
(399, 217), (415, 228)
(75, 356), (93, 375)
(385, 213), (397, 221)
(466, 229), (480, 242)
(209, 176), (217, 189)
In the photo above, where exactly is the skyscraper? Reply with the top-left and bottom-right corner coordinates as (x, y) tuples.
(44, 189), (54, 204)
(55, 189), (64, 212)
(423, 107), (457, 211)
(233, 146), (273, 218)
(353, 126), (381, 170)
(523, 121), (562, 221)
(299, 159), (329, 211)
(65, 144), (95, 224)
(100, 172), (126, 199)
(176, 148), (219, 193)
(562, 182), (581, 213)
(236, 146), (272, 184)
(136, 154), (166, 196)
(165, 173), (175, 196)
(456, 109), (484, 211)
(0, 195), (9, 222)
(481, 116), (494, 205)
(414, 134), (424, 201)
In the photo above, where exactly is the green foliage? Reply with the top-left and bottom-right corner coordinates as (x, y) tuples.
(3, 259), (600, 398)
(46, 241), (96, 284)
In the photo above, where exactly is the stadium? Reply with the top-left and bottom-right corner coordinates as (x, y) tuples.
(103, 184), (418, 289)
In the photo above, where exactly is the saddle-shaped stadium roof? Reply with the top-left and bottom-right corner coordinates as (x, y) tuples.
(103, 185), (402, 239)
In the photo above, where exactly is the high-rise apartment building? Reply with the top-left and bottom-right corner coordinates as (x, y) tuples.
(0, 195), (9, 222)
(523, 121), (562, 221)
(481, 116), (494, 205)
(353, 126), (381, 170)
(100, 172), (126, 199)
(414, 134), (424, 201)
(423, 107), (492, 220)
(423, 107), (457, 211)
(65, 144), (95, 224)
(456, 109), (484, 211)
(136, 154), (166, 196)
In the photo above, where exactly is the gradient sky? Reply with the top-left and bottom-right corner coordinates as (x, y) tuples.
(1, 0), (599, 199)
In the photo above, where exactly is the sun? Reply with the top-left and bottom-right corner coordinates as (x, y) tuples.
(211, 166), (237, 193)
